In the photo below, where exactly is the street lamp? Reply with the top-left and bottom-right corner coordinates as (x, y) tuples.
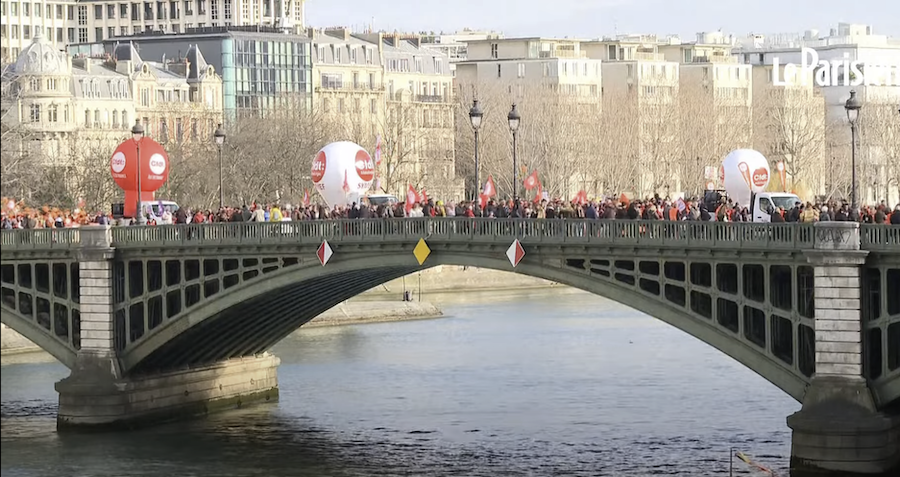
(131, 120), (145, 225)
(468, 98), (484, 206)
(214, 124), (226, 209)
(507, 103), (521, 201)
(844, 90), (862, 212)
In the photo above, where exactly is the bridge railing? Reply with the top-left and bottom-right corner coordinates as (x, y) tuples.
(0, 228), (81, 250)
(104, 219), (821, 250)
(2, 221), (896, 252)
(860, 224), (900, 251)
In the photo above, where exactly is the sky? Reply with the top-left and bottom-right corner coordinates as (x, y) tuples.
(306, 0), (900, 40)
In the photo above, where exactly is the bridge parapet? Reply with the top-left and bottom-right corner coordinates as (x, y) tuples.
(2, 220), (897, 254)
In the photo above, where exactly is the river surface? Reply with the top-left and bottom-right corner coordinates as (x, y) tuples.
(1, 292), (798, 476)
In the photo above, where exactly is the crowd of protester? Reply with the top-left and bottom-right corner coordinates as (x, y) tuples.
(2, 195), (900, 230)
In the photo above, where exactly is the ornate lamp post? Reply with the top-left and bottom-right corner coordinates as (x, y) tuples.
(131, 120), (145, 225)
(844, 90), (862, 212)
(507, 104), (521, 201)
(468, 99), (483, 204)
(214, 124), (226, 209)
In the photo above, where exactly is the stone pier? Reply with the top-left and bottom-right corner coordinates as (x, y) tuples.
(54, 225), (279, 430)
(787, 222), (900, 475)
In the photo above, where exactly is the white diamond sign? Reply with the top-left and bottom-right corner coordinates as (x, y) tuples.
(316, 240), (333, 266)
(506, 239), (525, 267)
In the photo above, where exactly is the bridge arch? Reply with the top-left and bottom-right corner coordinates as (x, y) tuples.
(0, 307), (77, 369)
(121, 251), (809, 402)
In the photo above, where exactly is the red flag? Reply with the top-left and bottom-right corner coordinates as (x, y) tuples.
(574, 190), (588, 205)
(524, 170), (539, 191)
(405, 183), (417, 215)
(303, 189), (310, 207)
(479, 193), (490, 208)
(418, 188), (428, 203)
(533, 183), (543, 203)
(374, 135), (383, 166)
(342, 170), (350, 194)
(483, 175), (497, 198)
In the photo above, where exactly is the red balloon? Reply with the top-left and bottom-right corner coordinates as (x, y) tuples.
(110, 137), (170, 193)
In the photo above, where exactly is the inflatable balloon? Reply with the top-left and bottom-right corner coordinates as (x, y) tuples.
(311, 141), (375, 207)
(722, 149), (770, 208)
(110, 137), (170, 218)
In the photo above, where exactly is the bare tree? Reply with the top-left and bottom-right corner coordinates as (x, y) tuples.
(859, 101), (900, 204)
(377, 97), (431, 194)
(753, 87), (826, 194)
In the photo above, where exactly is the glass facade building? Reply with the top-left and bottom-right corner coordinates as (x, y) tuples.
(95, 27), (312, 115)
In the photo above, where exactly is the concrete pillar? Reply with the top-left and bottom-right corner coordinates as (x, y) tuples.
(55, 226), (280, 430)
(787, 222), (900, 475)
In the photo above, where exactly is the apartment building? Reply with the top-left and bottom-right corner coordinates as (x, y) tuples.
(94, 26), (312, 114)
(736, 23), (900, 202)
(3, 32), (223, 160)
(734, 23), (900, 122)
(310, 28), (383, 120)
(456, 37), (603, 100)
(374, 32), (460, 199)
(420, 29), (503, 74)
(1, 0), (74, 61)
(0, 0), (306, 62)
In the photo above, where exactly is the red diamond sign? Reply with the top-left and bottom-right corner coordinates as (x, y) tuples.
(506, 239), (525, 267)
(316, 240), (333, 266)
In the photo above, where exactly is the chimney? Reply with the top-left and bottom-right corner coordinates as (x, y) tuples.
(392, 32), (401, 46)
(116, 60), (133, 75)
(307, 27), (315, 39)
(343, 28), (351, 41)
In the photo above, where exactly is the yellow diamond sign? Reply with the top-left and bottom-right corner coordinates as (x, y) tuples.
(413, 238), (431, 265)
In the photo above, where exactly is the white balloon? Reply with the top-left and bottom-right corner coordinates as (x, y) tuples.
(722, 149), (771, 207)
(311, 141), (376, 207)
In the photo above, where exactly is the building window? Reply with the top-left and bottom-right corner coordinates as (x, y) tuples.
(84, 109), (91, 127)
(434, 58), (443, 75)
(175, 118), (184, 142)
(497, 64), (501, 78)
(490, 43), (498, 59)
(94, 109), (100, 127)
(30, 78), (41, 91)
(78, 5), (87, 25)
(350, 48), (358, 64)
(517, 63), (525, 78)
(48, 104), (59, 122)
(415, 57), (422, 73)
(121, 4), (128, 17)
(334, 47), (342, 63)
(30, 104), (42, 123)
(321, 73), (342, 89)
(107, 4), (115, 18)
(368, 73), (375, 89)
(122, 111), (129, 128)
(370, 98), (377, 114)
(112, 110), (119, 128)
(542, 63), (550, 77)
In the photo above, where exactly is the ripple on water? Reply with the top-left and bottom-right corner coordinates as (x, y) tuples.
(1, 294), (798, 476)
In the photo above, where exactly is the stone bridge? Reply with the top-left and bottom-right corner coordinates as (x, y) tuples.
(1, 219), (899, 475)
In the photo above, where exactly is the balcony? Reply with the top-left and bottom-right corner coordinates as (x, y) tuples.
(693, 55), (738, 64)
(415, 94), (447, 103)
(539, 50), (587, 59)
(633, 51), (665, 61)
(315, 84), (385, 92)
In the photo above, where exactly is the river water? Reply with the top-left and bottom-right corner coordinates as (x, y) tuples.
(1, 292), (799, 476)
